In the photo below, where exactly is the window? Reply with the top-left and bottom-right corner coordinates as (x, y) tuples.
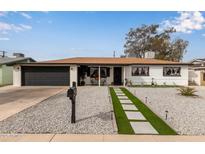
(163, 67), (181, 76)
(203, 73), (205, 81)
(90, 67), (108, 78)
(132, 66), (149, 76)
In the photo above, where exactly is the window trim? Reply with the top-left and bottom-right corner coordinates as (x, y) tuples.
(163, 67), (181, 77)
(131, 66), (150, 76)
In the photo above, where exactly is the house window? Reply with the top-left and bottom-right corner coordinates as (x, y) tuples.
(132, 66), (149, 76)
(203, 73), (205, 81)
(163, 67), (181, 76)
(90, 67), (108, 78)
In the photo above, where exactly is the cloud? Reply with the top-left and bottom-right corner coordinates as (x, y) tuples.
(20, 12), (32, 19)
(0, 11), (7, 17)
(162, 11), (205, 34)
(19, 24), (32, 30)
(0, 37), (10, 41)
(0, 22), (32, 33)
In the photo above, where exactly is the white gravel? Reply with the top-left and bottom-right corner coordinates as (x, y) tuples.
(128, 86), (205, 135)
(0, 86), (115, 134)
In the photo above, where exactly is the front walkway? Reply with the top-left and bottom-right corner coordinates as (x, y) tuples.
(110, 87), (177, 135)
(113, 88), (158, 134)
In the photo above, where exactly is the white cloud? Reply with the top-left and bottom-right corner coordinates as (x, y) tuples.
(0, 11), (7, 17)
(162, 11), (205, 33)
(19, 24), (32, 30)
(0, 37), (10, 41)
(0, 22), (32, 33)
(20, 12), (32, 19)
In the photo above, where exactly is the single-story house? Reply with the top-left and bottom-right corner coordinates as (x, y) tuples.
(13, 57), (189, 87)
(189, 58), (205, 86)
(0, 53), (35, 86)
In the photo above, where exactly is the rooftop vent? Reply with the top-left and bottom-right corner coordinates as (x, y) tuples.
(13, 53), (25, 58)
(144, 51), (155, 59)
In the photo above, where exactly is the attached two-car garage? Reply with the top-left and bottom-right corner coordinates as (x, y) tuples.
(21, 66), (70, 86)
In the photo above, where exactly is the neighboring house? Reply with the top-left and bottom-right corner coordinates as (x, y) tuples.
(189, 58), (205, 86)
(13, 57), (189, 86)
(0, 53), (35, 86)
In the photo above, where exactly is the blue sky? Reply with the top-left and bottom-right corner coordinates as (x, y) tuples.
(0, 11), (205, 61)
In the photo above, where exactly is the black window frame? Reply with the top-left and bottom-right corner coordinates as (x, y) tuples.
(163, 67), (181, 77)
(131, 66), (150, 76)
(90, 67), (109, 78)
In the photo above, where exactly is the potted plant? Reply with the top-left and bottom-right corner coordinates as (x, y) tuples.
(80, 72), (86, 86)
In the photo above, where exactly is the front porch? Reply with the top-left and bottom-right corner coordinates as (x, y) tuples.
(77, 65), (126, 86)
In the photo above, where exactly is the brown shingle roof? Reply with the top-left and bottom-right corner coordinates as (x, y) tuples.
(38, 57), (188, 65)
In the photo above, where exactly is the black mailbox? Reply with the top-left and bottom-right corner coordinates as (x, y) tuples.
(67, 88), (75, 100)
(67, 82), (77, 123)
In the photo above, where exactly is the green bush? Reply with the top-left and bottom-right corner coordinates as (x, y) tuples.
(177, 87), (197, 96)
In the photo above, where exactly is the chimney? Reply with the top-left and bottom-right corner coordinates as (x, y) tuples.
(13, 53), (25, 58)
(144, 51), (155, 59)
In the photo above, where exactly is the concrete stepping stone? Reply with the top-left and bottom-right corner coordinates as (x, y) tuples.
(116, 93), (125, 96)
(115, 91), (123, 93)
(130, 122), (158, 134)
(118, 96), (128, 99)
(115, 90), (123, 93)
(125, 111), (146, 120)
(114, 90), (122, 93)
(122, 104), (138, 110)
(119, 100), (133, 104)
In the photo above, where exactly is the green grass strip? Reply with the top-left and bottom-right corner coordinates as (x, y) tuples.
(109, 87), (134, 134)
(121, 87), (177, 135)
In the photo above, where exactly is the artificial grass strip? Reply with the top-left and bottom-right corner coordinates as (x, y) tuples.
(109, 87), (134, 134)
(121, 88), (177, 135)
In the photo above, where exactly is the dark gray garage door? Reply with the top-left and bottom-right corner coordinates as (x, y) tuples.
(22, 66), (70, 86)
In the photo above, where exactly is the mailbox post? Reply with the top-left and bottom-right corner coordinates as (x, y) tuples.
(67, 82), (77, 123)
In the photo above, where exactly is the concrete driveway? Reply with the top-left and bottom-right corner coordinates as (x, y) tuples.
(0, 86), (66, 121)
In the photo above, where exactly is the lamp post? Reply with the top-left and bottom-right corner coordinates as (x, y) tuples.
(165, 110), (168, 120)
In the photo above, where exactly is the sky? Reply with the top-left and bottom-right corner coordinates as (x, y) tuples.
(0, 11), (205, 62)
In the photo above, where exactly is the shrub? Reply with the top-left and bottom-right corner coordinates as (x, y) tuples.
(177, 87), (197, 96)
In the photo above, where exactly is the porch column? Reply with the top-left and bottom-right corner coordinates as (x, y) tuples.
(98, 66), (101, 87)
(123, 66), (126, 87)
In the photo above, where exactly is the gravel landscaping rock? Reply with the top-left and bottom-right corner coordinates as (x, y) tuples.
(0, 87), (115, 134)
(128, 86), (205, 135)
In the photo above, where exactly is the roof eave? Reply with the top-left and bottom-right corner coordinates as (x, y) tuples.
(18, 62), (190, 66)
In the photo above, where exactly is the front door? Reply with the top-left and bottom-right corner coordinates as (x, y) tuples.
(114, 67), (122, 85)
(201, 72), (205, 86)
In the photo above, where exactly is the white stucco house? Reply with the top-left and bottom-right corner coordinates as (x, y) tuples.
(13, 57), (189, 87)
(189, 58), (205, 86)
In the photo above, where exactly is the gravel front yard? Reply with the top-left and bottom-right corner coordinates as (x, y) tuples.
(128, 86), (205, 135)
(0, 87), (115, 134)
